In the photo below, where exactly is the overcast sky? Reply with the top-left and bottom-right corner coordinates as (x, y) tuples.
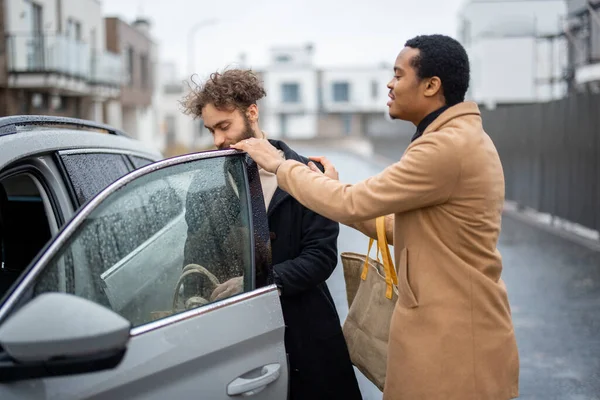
(101, 0), (467, 80)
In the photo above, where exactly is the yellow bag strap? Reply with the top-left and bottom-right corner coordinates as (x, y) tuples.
(376, 216), (398, 299)
(361, 236), (381, 281)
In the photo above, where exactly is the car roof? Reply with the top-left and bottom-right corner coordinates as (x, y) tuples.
(0, 115), (129, 137)
(0, 116), (163, 170)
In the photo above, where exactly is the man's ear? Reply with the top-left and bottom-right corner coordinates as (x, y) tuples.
(423, 76), (442, 98)
(246, 104), (259, 122)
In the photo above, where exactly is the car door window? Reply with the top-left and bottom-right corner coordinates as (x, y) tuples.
(129, 155), (155, 169)
(25, 154), (254, 328)
(59, 153), (131, 205)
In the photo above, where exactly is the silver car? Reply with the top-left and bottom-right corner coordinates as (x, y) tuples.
(0, 116), (288, 399)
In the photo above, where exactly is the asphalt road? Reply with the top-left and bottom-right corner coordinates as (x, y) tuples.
(292, 144), (600, 400)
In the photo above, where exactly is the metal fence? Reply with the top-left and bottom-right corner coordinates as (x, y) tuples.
(481, 93), (600, 232)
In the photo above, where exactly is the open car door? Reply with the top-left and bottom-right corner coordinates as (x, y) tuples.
(0, 150), (288, 400)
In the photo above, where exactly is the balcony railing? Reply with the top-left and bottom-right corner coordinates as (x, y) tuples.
(6, 33), (123, 87)
(91, 51), (123, 86)
(7, 34), (90, 78)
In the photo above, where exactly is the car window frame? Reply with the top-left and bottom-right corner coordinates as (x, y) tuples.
(0, 162), (64, 232)
(54, 149), (162, 209)
(0, 149), (271, 330)
(0, 161), (68, 302)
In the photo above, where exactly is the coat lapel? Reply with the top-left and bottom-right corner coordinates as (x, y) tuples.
(267, 187), (289, 217)
(264, 139), (302, 217)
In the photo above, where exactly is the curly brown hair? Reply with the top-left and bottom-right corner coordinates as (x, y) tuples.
(182, 69), (266, 118)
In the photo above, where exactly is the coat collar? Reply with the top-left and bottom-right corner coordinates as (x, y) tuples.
(423, 101), (481, 135)
(265, 139), (305, 216)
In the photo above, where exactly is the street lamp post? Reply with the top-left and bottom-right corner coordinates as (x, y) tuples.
(187, 19), (218, 77)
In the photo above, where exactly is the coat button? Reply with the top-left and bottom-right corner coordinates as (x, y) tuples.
(270, 232), (277, 241)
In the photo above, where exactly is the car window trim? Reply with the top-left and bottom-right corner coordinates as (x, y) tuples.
(0, 164), (64, 229)
(130, 284), (279, 336)
(0, 149), (246, 324)
(57, 148), (161, 160)
(52, 153), (80, 209)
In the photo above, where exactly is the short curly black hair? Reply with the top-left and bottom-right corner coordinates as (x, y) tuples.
(182, 69), (266, 118)
(404, 34), (470, 106)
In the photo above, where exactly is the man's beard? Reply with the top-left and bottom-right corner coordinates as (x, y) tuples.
(239, 115), (255, 142)
(217, 115), (256, 150)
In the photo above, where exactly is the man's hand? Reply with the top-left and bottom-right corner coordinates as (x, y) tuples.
(231, 138), (284, 173)
(308, 156), (339, 180)
(210, 276), (244, 302)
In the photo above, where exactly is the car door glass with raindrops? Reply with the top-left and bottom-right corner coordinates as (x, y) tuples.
(59, 152), (132, 206)
(29, 155), (254, 327)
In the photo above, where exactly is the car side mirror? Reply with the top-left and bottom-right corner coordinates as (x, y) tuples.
(0, 292), (130, 382)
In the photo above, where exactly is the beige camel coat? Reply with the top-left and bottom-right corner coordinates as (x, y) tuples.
(275, 102), (519, 400)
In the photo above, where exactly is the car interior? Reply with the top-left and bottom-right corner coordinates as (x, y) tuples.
(0, 174), (53, 298)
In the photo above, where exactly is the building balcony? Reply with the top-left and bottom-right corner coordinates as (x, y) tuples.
(7, 34), (89, 78)
(575, 61), (600, 85)
(90, 51), (123, 87)
(5, 33), (121, 97)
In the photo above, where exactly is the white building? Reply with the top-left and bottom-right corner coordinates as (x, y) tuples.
(458, 0), (568, 108)
(318, 66), (413, 137)
(564, 0), (600, 93)
(156, 45), (413, 150)
(1, 0), (121, 120)
(103, 17), (164, 151)
(260, 44), (320, 139)
(157, 62), (212, 154)
(260, 44), (412, 138)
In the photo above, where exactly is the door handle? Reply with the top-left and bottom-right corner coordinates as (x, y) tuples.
(227, 363), (281, 396)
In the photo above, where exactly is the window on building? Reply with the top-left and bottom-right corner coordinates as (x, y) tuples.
(317, 86), (324, 110)
(75, 22), (82, 41)
(29, 3), (43, 69)
(281, 83), (300, 103)
(590, 15), (600, 62)
(276, 54), (291, 63)
(165, 115), (176, 148)
(332, 82), (350, 102)
(74, 97), (82, 118)
(125, 46), (134, 87)
(140, 54), (149, 89)
(279, 114), (288, 137)
(31, 3), (43, 34)
(371, 80), (378, 99)
(342, 114), (352, 136)
(65, 19), (82, 41)
(30, 92), (47, 111)
(460, 19), (471, 46)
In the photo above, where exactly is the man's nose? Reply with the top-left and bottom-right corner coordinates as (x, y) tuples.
(214, 133), (225, 148)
